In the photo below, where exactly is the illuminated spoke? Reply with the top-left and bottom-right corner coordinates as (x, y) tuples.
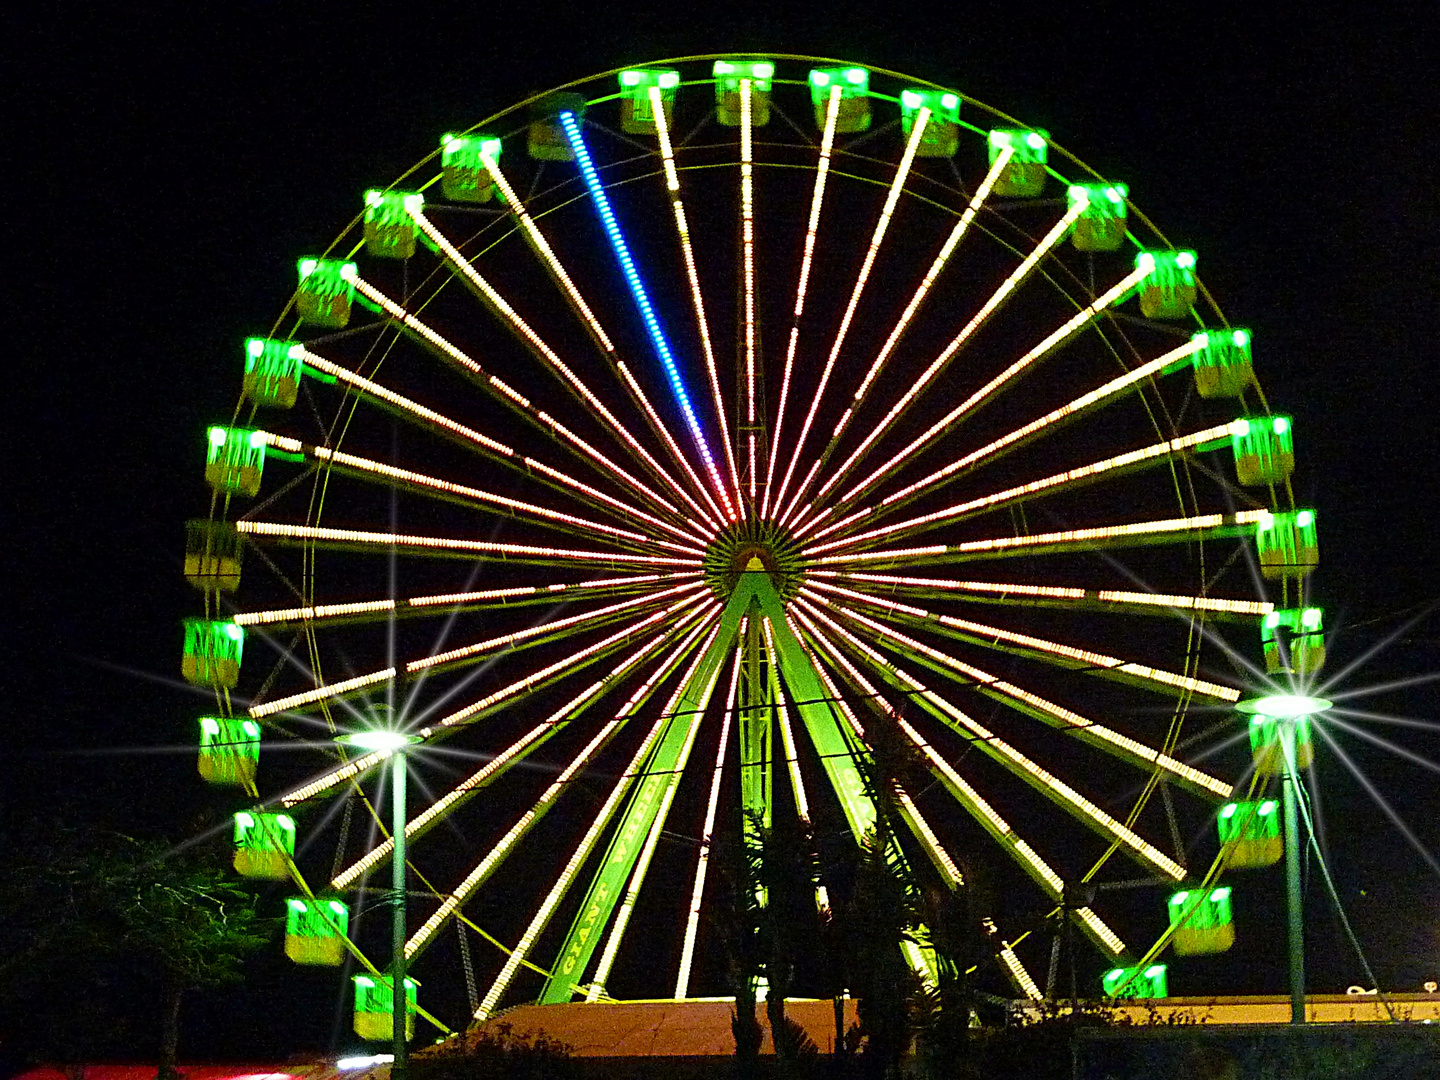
(810, 421), (1241, 551)
(674, 649), (741, 999)
(650, 85), (741, 505)
(795, 609), (1128, 956)
(794, 598), (1187, 881)
(235, 521), (702, 570)
(475, 621), (726, 1018)
(316, 289), (698, 530)
(250, 583), (704, 719)
(836, 225), (1153, 510)
(773, 106), (932, 524)
(810, 510), (1269, 568)
(806, 579), (1240, 702)
(741, 79), (759, 503)
(813, 570), (1272, 619)
(804, 146), (1015, 512)
(332, 608), (708, 891)
(761, 618), (813, 827)
(234, 573), (697, 630)
(556, 111), (735, 521)
(278, 598), (719, 807)
(801, 592), (1233, 797)
(409, 207), (716, 529)
(404, 613), (718, 958)
(253, 431), (701, 555)
(763, 83), (842, 518)
(801, 337), (1207, 540)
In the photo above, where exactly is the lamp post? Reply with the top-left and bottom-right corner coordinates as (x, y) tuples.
(338, 728), (421, 1080)
(1236, 693), (1331, 1025)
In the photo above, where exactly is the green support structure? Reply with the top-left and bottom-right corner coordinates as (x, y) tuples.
(540, 560), (931, 1003)
(739, 612), (774, 840)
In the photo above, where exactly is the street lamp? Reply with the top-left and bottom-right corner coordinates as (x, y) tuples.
(337, 727), (422, 1080)
(1236, 693), (1332, 1024)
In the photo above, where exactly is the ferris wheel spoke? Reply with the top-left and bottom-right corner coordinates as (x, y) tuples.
(233, 572), (699, 631)
(318, 286), (701, 530)
(772, 105), (932, 525)
(333, 609), (707, 891)
(249, 584), (706, 720)
(477, 619), (728, 1018)
(802, 593), (1232, 798)
(810, 509), (1269, 569)
(796, 610), (1128, 959)
(804, 580), (1240, 702)
(402, 612), (720, 959)
(799, 337), (1209, 542)
(763, 83), (842, 519)
(794, 597), (1187, 882)
(583, 624), (726, 1001)
(830, 230), (1147, 514)
(801, 145), (1016, 520)
(740, 79), (760, 504)
(650, 86), (741, 507)
(813, 570), (1273, 620)
(762, 619), (815, 829)
(555, 112), (735, 523)
(809, 420), (1242, 552)
(276, 598), (720, 808)
(289, 347), (699, 539)
(234, 521), (700, 571)
(674, 648), (741, 1000)
(411, 207), (724, 531)
(251, 432), (701, 556)
(806, 189), (1094, 518)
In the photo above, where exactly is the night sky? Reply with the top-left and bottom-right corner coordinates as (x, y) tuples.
(9, 1), (1440, 1064)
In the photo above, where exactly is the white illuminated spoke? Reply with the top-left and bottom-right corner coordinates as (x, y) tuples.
(235, 521), (701, 569)
(404, 613), (718, 958)
(811, 421), (1239, 551)
(253, 432), (699, 554)
(810, 510), (1270, 567)
(761, 618), (811, 826)
(248, 585), (702, 720)
(806, 579), (1241, 702)
(764, 84), (842, 518)
(802, 591), (1233, 797)
(793, 599), (1186, 882)
(795, 610), (1128, 956)
(811, 570), (1273, 618)
(472, 618), (723, 1018)
(410, 209), (714, 527)
(808, 145), (1016, 508)
(234, 572), (695, 629)
(740, 79), (759, 503)
(830, 200), (1124, 507)
(674, 649), (741, 1000)
(773, 107), (931, 525)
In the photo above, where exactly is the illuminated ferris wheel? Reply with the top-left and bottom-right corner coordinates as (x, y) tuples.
(181, 54), (1321, 1030)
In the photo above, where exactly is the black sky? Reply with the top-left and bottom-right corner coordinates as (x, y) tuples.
(8, 0), (1440, 1062)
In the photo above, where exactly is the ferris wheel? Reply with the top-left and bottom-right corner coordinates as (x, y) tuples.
(181, 53), (1320, 1031)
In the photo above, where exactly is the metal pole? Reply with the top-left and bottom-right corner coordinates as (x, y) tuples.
(1279, 722), (1306, 1025)
(392, 750), (409, 1080)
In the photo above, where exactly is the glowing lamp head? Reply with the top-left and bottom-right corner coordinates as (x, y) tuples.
(845, 67), (866, 84)
(941, 92), (959, 109)
(246, 338), (265, 357)
(1296, 509), (1314, 528)
(810, 70), (831, 86)
(364, 189), (384, 207)
(337, 729), (421, 753)
(1302, 607), (1322, 629)
(1237, 693), (1333, 718)
(1175, 251), (1196, 269)
(248, 430), (266, 449)
(1025, 131), (1046, 149)
(338, 262), (358, 283)
(902, 90), (923, 109)
(752, 62), (774, 79)
(298, 258), (318, 278)
(620, 70), (643, 86)
(208, 426), (228, 447)
(288, 898), (308, 912)
(1229, 418), (1252, 437)
(658, 71), (679, 89)
(1273, 416), (1290, 435)
(1259, 800), (1277, 815)
(1233, 329), (1250, 346)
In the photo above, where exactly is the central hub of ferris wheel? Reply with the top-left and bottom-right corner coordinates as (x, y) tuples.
(702, 518), (804, 602)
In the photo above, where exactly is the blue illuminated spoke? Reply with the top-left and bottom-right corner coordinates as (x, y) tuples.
(557, 112), (732, 516)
